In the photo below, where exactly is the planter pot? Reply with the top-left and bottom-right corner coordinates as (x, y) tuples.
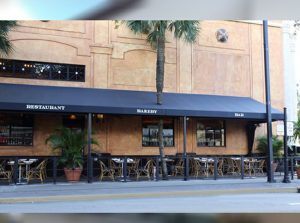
(64, 168), (82, 182)
(296, 168), (300, 179)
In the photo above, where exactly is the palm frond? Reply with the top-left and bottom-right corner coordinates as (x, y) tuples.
(0, 21), (17, 56)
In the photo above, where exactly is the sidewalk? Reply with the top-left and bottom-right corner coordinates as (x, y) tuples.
(0, 177), (299, 204)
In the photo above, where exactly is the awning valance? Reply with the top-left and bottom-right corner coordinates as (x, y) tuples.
(0, 83), (283, 120)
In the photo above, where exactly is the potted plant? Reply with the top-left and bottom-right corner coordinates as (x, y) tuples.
(295, 164), (300, 179)
(256, 135), (283, 173)
(46, 127), (98, 182)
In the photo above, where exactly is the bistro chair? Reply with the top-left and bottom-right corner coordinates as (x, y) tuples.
(136, 159), (154, 181)
(253, 159), (265, 176)
(0, 160), (12, 183)
(217, 158), (224, 176)
(173, 159), (184, 176)
(27, 159), (48, 184)
(109, 159), (122, 178)
(99, 160), (115, 181)
(127, 159), (140, 177)
(226, 158), (241, 175)
(192, 159), (207, 178)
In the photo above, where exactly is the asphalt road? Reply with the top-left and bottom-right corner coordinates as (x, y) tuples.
(1, 192), (300, 213)
(1, 178), (300, 213)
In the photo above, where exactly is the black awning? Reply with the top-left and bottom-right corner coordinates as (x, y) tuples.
(0, 83), (283, 120)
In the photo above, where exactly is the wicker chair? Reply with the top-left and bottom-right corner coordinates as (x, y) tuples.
(217, 158), (224, 176)
(109, 160), (122, 178)
(27, 159), (48, 183)
(127, 159), (140, 177)
(173, 159), (184, 176)
(136, 159), (154, 181)
(99, 161), (115, 181)
(0, 160), (12, 183)
(192, 159), (207, 178)
(253, 159), (265, 176)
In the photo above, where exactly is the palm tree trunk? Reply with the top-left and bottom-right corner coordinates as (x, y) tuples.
(156, 36), (165, 105)
(158, 118), (168, 180)
(156, 35), (168, 179)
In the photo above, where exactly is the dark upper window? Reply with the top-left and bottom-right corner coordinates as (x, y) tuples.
(196, 120), (225, 147)
(142, 118), (174, 147)
(63, 115), (85, 133)
(0, 113), (34, 146)
(0, 59), (85, 82)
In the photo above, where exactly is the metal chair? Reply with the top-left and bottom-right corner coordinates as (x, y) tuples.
(99, 160), (115, 181)
(27, 159), (48, 183)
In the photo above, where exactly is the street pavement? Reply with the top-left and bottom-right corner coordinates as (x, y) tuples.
(0, 177), (299, 213)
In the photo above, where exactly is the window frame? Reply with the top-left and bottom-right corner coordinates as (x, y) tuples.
(196, 119), (226, 148)
(142, 118), (175, 148)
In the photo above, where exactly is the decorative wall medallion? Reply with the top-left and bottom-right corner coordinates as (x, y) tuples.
(216, 29), (229, 43)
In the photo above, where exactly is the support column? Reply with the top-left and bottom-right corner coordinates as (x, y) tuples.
(87, 113), (93, 183)
(263, 20), (275, 183)
(283, 107), (291, 183)
(183, 116), (188, 181)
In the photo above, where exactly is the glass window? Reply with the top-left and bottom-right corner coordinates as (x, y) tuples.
(0, 58), (85, 82)
(142, 118), (174, 147)
(196, 120), (225, 147)
(0, 113), (34, 146)
(63, 115), (85, 133)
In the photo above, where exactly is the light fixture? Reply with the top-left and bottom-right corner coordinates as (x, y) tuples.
(96, 114), (104, 119)
(69, 114), (77, 120)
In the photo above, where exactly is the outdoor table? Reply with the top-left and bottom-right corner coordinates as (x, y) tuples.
(112, 158), (136, 180)
(7, 159), (38, 184)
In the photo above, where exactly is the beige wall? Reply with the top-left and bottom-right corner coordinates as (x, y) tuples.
(0, 20), (285, 156)
(0, 114), (247, 156)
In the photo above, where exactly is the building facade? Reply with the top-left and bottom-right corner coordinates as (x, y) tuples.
(0, 20), (284, 157)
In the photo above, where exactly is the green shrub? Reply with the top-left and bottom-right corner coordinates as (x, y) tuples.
(256, 135), (283, 157)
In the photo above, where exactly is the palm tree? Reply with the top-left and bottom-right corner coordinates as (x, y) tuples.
(294, 111), (300, 143)
(0, 21), (17, 56)
(123, 21), (200, 179)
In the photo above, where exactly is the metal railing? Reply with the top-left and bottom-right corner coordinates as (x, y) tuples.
(1, 154), (299, 185)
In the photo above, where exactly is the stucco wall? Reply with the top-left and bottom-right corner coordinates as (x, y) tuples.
(0, 20), (285, 156)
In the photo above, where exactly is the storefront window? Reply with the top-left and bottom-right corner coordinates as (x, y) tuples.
(196, 120), (225, 147)
(142, 118), (174, 147)
(0, 113), (34, 146)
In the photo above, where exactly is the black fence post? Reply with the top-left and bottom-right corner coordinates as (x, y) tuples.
(13, 157), (18, 184)
(291, 156), (294, 180)
(214, 157), (218, 180)
(90, 158), (94, 183)
(241, 156), (245, 180)
(282, 107), (291, 183)
(155, 156), (160, 181)
(123, 156), (127, 182)
(184, 155), (189, 181)
(53, 157), (57, 184)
